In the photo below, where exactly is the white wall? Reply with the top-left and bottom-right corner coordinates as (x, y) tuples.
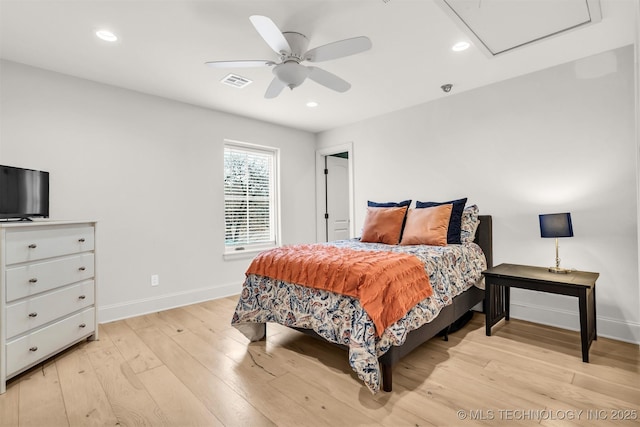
(634, 0), (640, 350)
(317, 46), (639, 344)
(2, 44), (638, 343)
(0, 60), (317, 322)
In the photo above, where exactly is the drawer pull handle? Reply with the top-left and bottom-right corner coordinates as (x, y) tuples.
(29, 346), (38, 352)
(29, 278), (38, 284)
(78, 266), (86, 271)
(28, 243), (37, 249)
(28, 312), (38, 318)
(78, 295), (86, 300)
(78, 238), (86, 243)
(79, 323), (86, 328)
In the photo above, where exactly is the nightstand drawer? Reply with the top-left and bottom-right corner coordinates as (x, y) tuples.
(5, 225), (94, 265)
(5, 280), (95, 338)
(6, 307), (95, 376)
(5, 253), (94, 302)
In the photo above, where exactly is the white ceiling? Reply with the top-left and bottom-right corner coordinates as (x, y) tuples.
(0, 0), (636, 133)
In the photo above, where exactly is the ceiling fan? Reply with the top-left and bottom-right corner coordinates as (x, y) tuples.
(205, 15), (372, 99)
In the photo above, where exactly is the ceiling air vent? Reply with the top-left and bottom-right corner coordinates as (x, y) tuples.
(220, 73), (253, 88)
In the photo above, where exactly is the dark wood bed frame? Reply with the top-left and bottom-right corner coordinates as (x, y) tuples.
(291, 215), (493, 392)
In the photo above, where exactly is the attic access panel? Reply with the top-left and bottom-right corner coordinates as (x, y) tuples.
(438, 0), (602, 56)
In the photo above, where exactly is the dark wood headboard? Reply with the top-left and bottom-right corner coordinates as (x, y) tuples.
(474, 215), (493, 268)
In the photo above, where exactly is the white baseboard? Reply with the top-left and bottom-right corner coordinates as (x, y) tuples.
(509, 302), (640, 345)
(98, 282), (241, 324)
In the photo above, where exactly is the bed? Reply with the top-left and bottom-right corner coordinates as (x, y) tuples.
(232, 206), (492, 393)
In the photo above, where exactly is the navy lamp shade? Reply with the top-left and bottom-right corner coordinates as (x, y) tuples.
(539, 213), (573, 273)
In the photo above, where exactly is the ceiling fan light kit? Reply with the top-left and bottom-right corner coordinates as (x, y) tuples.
(273, 62), (309, 90)
(205, 15), (372, 99)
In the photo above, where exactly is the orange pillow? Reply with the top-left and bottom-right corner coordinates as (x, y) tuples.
(400, 204), (453, 246)
(360, 206), (408, 245)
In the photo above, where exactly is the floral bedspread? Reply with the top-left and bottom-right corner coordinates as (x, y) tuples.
(231, 239), (487, 393)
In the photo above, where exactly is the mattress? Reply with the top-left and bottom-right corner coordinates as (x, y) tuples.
(232, 239), (487, 393)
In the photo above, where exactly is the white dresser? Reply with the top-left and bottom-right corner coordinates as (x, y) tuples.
(0, 220), (97, 394)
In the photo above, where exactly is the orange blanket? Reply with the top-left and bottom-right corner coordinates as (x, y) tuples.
(246, 244), (433, 336)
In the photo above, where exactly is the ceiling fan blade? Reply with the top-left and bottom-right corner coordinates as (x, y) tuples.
(265, 77), (288, 99)
(307, 66), (351, 92)
(249, 15), (291, 55)
(305, 36), (372, 62)
(205, 60), (275, 69)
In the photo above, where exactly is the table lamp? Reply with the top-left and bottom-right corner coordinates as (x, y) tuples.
(539, 212), (573, 273)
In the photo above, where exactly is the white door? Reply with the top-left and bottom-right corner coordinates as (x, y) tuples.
(325, 155), (350, 241)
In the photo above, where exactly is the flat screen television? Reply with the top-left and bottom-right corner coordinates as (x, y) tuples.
(0, 165), (50, 221)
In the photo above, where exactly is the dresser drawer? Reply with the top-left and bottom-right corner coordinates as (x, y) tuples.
(5, 280), (95, 338)
(5, 225), (94, 265)
(5, 253), (94, 302)
(6, 308), (95, 377)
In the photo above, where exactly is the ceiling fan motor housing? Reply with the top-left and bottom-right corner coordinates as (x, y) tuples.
(281, 32), (309, 61)
(273, 32), (311, 89)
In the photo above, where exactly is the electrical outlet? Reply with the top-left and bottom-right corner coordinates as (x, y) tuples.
(151, 274), (159, 287)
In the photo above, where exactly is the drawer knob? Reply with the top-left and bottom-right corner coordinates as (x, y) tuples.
(79, 323), (86, 328)
(28, 243), (37, 249)
(78, 238), (86, 243)
(29, 346), (38, 352)
(78, 295), (86, 300)
(29, 278), (38, 284)
(28, 312), (38, 318)
(78, 266), (86, 271)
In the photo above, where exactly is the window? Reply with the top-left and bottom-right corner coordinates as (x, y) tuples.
(224, 141), (279, 254)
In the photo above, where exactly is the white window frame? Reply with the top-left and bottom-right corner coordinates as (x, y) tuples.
(223, 140), (280, 259)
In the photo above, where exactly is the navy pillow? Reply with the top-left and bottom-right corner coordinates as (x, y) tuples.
(367, 200), (411, 208)
(416, 198), (467, 244)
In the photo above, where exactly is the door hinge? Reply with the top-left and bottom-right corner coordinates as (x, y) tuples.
(324, 168), (328, 175)
(324, 213), (329, 219)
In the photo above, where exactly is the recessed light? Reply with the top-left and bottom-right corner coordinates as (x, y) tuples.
(96, 30), (118, 42)
(306, 101), (319, 108)
(452, 41), (470, 52)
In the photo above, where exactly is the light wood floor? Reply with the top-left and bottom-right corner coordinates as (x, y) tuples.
(1, 296), (638, 427)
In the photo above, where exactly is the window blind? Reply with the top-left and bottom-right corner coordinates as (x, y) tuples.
(224, 144), (276, 249)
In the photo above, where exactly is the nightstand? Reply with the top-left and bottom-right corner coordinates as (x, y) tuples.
(483, 263), (598, 362)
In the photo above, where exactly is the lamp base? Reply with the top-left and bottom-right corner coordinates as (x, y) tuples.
(548, 266), (571, 274)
